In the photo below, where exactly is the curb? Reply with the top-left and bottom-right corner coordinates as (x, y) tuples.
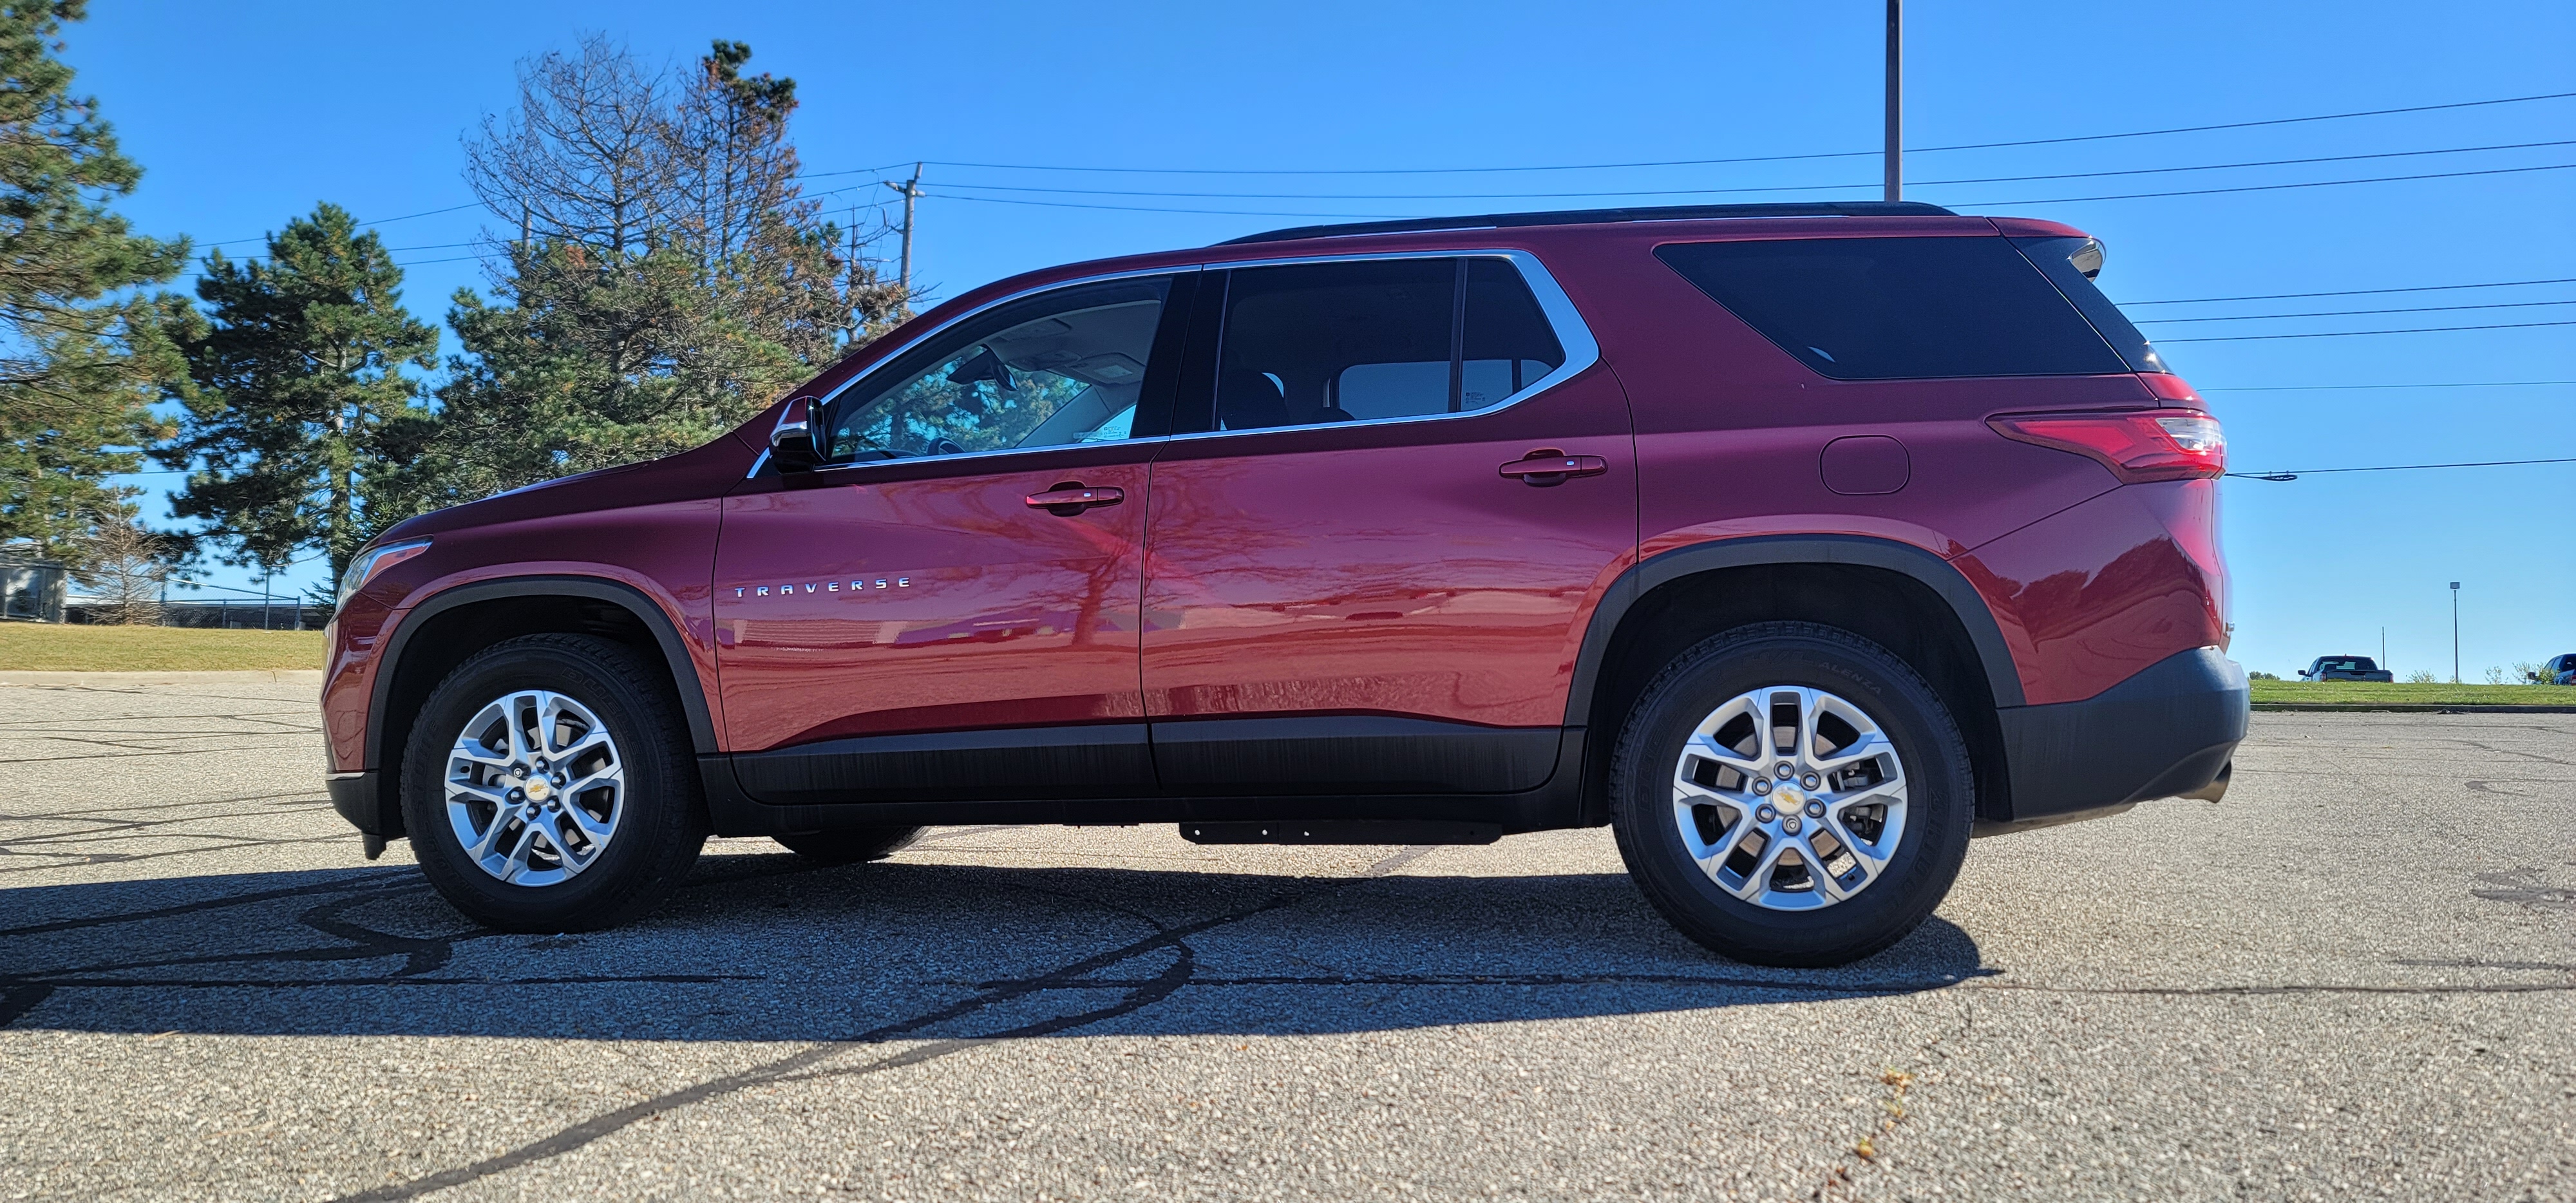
(2253, 703), (2576, 714)
(0, 669), (326, 686)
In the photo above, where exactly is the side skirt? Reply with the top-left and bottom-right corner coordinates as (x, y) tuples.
(700, 725), (1589, 837)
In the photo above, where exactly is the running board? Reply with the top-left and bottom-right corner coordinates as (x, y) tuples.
(1180, 820), (1502, 846)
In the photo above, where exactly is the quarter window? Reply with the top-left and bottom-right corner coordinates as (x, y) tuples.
(1213, 257), (1568, 431)
(825, 276), (1171, 462)
(1655, 236), (2128, 380)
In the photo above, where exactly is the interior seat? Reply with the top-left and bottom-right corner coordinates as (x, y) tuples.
(1217, 367), (1289, 430)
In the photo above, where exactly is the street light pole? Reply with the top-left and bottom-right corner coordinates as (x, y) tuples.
(1884, 0), (1902, 202)
(2450, 582), (2461, 683)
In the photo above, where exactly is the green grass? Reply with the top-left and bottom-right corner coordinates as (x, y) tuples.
(0, 623), (328, 672)
(2249, 679), (2571, 706)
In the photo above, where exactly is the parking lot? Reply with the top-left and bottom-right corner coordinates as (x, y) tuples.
(0, 676), (2568, 1201)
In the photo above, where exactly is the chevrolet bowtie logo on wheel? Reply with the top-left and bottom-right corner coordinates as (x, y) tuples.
(733, 578), (911, 598)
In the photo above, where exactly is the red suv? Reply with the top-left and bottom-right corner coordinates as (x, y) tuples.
(323, 201), (2246, 966)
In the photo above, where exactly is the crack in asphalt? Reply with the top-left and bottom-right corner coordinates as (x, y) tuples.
(13, 699), (2575, 1198)
(2470, 869), (2576, 912)
(0, 869), (413, 938)
(0, 784), (330, 822)
(967, 969), (1991, 994)
(328, 846), (1429, 1202)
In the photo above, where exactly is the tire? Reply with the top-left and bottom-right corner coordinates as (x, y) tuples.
(1608, 621), (1973, 967)
(400, 633), (709, 932)
(773, 826), (923, 866)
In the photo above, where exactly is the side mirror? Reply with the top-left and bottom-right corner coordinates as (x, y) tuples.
(770, 396), (819, 471)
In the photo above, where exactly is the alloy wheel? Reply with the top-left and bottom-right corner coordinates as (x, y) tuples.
(444, 689), (625, 886)
(1671, 685), (1909, 910)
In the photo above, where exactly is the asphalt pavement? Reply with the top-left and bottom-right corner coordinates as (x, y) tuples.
(0, 676), (2568, 1201)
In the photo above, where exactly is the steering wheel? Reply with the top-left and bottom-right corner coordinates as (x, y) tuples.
(927, 437), (965, 457)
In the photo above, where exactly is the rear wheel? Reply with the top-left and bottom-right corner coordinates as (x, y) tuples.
(401, 634), (708, 932)
(1609, 622), (1972, 967)
(773, 827), (923, 866)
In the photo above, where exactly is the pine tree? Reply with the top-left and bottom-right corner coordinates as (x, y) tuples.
(0, 1), (189, 565)
(158, 204), (437, 583)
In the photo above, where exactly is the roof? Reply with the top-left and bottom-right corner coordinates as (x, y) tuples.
(1216, 201), (1960, 246)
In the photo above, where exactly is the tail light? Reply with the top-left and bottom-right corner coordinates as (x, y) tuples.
(1988, 410), (2224, 482)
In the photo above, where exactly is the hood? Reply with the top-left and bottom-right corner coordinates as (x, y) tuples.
(377, 432), (754, 544)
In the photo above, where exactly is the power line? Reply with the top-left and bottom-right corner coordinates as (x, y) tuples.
(2136, 298), (2576, 325)
(1962, 160), (2576, 206)
(2161, 318), (2576, 343)
(2125, 277), (2576, 305)
(922, 193), (1406, 220)
(2230, 455), (2576, 480)
(907, 90), (2576, 177)
(795, 159), (929, 183)
(922, 161), (2576, 222)
(202, 202), (486, 248)
(909, 138), (2576, 202)
(2197, 381), (2576, 392)
(170, 88), (2576, 250)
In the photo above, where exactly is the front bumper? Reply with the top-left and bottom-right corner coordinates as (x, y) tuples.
(1980, 646), (2249, 837)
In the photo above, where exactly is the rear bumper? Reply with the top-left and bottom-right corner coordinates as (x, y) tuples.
(1980, 646), (2248, 837)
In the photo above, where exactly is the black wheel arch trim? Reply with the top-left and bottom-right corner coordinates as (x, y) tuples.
(1564, 533), (2027, 726)
(364, 575), (721, 775)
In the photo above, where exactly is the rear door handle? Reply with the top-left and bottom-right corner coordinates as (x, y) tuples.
(1026, 483), (1124, 515)
(1499, 451), (1608, 487)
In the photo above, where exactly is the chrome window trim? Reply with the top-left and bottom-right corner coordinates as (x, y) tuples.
(1173, 247), (1600, 444)
(777, 249), (1598, 480)
(810, 265), (1189, 417)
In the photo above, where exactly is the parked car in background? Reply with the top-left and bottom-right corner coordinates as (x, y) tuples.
(2299, 656), (2394, 683)
(2532, 654), (2576, 685)
(321, 200), (2248, 967)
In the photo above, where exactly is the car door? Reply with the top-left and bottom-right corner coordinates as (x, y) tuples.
(715, 272), (1197, 813)
(1139, 252), (1634, 797)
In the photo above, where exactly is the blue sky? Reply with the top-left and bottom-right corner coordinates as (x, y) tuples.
(68, 0), (2575, 678)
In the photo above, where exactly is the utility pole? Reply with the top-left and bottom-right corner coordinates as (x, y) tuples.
(2450, 582), (2461, 683)
(884, 163), (922, 309)
(1884, 0), (1902, 202)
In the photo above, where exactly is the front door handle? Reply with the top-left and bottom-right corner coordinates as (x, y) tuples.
(1026, 483), (1124, 515)
(1499, 451), (1608, 487)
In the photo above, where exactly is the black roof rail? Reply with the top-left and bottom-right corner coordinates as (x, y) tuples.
(1215, 200), (1960, 246)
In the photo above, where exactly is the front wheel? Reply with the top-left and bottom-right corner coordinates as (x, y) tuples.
(400, 634), (709, 932)
(1609, 622), (1973, 967)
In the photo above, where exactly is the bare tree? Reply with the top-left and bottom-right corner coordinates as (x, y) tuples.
(464, 35), (676, 258)
(388, 37), (911, 517)
(75, 520), (169, 625)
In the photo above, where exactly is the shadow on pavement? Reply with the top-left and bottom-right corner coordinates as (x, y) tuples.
(0, 848), (1990, 1041)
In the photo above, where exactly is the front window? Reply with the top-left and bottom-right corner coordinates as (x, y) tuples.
(826, 276), (1171, 462)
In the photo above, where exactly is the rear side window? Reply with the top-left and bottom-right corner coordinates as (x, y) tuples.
(1213, 256), (1567, 430)
(1655, 236), (2128, 380)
